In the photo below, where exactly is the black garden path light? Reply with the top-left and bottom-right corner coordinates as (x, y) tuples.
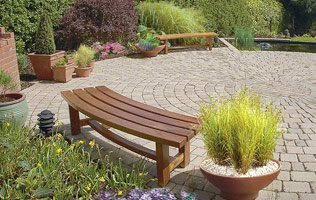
(37, 110), (55, 136)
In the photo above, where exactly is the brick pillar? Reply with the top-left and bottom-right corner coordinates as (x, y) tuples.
(0, 27), (21, 91)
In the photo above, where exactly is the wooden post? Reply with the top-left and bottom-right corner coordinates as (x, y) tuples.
(208, 36), (213, 50)
(156, 143), (170, 186)
(179, 142), (190, 167)
(164, 39), (168, 54)
(69, 105), (81, 135)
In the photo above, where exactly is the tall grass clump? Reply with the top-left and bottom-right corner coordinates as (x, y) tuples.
(197, 88), (284, 174)
(234, 27), (255, 50)
(0, 122), (149, 199)
(136, 1), (206, 45)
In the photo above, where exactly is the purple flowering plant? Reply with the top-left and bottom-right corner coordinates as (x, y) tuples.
(137, 36), (160, 51)
(96, 188), (197, 200)
(93, 41), (126, 60)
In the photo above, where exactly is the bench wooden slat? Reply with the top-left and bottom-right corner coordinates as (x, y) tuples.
(96, 86), (198, 125)
(85, 87), (196, 132)
(73, 89), (194, 140)
(61, 91), (186, 148)
(155, 32), (218, 40)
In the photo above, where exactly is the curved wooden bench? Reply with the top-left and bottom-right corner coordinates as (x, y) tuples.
(155, 32), (218, 54)
(61, 86), (199, 186)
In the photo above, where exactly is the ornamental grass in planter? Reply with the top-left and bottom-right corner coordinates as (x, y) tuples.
(136, 36), (165, 57)
(0, 69), (28, 126)
(52, 56), (75, 83)
(73, 45), (95, 77)
(28, 13), (65, 80)
(197, 87), (284, 200)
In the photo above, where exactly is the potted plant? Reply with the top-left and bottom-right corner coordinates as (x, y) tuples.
(197, 88), (284, 200)
(52, 56), (75, 83)
(0, 69), (28, 127)
(73, 45), (95, 77)
(135, 36), (165, 57)
(28, 13), (65, 80)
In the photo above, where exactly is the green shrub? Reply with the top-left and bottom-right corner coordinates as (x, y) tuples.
(0, 68), (16, 100)
(136, 1), (206, 45)
(73, 45), (95, 68)
(34, 13), (56, 55)
(234, 27), (255, 50)
(0, 123), (148, 199)
(247, 0), (285, 36)
(17, 54), (29, 75)
(0, 0), (73, 54)
(197, 88), (284, 173)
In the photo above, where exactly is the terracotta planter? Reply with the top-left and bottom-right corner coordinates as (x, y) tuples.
(200, 158), (281, 200)
(75, 66), (92, 77)
(0, 93), (28, 127)
(135, 44), (165, 57)
(90, 60), (95, 72)
(28, 50), (65, 80)
(52, 63), (75, 83)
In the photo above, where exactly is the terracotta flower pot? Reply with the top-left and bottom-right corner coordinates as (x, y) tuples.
(75, 66), (92, 77)
(90, 60), (95, 72)
(200, 158), (281, 200)
(0, 93), (28, 127)
(28, 50), (65, 80)
(52, 63), (75, 83)
(135, 44), (165, 57)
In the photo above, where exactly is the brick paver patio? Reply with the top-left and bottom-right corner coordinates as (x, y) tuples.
(23, 45), (316, 199)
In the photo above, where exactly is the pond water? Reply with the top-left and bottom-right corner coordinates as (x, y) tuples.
(227, 39), (316, 53)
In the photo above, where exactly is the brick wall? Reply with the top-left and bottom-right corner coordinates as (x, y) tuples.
(0, 27), (21, 91)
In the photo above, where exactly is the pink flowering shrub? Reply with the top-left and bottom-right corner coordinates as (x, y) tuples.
(93, 41), (126, 60)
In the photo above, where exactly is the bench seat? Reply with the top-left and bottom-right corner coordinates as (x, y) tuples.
(61, 86), (199, 186)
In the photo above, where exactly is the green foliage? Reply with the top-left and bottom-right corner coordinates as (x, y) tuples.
(0, 68), (16, 97)
(73, 45), (95, 68)
(197, 88), (284, 173)
(137, 25), (165, 40)
(247, 0), (285, 36)
(138, 36), (160, 51)
(136, 1), (206, 45)
(55, 56), (70, 67)
(0, 122), (149, 199)
(0, 0), (73, 54)
(234, 27), (255, 50)
(34, 13), (56, 55)
(170, 0), (252, 36)
(17, 54), (29, 75)
(291, 36), (316, 42)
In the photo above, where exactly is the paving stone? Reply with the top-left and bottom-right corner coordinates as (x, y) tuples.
(276, 192), (298, 200)
(184, 175), (207, 190)
(306, 140), (316, 147)
(283, 181), (311, 193)
(193, 189), (214, 200)
(256, 190), (276, 200)
(304, 163), (316, 171)
(286, 146), (303, 154)
(291, 171), (316, 182)
(298, 154), (316, 162)
(283, 134), (299, 140)
(277, 171), (290, 180)
(291, 162), (305, 171)
(298, 193), (316, 200)
(280, 154), (298, 162)
(279, 161), (291, 171)
(171, 173), (190, 185)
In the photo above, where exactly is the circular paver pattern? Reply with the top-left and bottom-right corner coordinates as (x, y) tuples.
(23, 46), (316, 200)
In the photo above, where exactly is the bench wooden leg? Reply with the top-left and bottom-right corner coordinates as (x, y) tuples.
(156, 143), (170, 186)
(179, 142), (190, 168)
(164, 39), (168, 54)
(69, 105), (81, 135)
(208, 36), (213, 50)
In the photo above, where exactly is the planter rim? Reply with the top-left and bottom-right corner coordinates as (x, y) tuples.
(0, 93), (26, 106)
(28, 50), (65, 56)
(200, 157), (281, 179)
(52, 63), (75, 69)
(135, 44), (166, 54)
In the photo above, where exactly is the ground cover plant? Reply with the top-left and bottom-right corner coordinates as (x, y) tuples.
(291, 34), (316, 42)
(136, 1), (206, 45)
(56, 0), (138, 50)
(197, 88), (284, 173)
(0, 122), (148, 199)
(137, 36), (160, 51)
(93, 42), (126, 60)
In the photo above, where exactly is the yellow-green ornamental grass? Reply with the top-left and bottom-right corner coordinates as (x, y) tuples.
(197, 88), (285, 174)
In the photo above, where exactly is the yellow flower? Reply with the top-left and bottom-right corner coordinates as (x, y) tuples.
(79, 140), (84, 145)
(7, 158), (11, 161)
(88, 183), (91, 187)
(69, 145), (75, 150)
(47, 136), (52, 140)
(37, 163), (42, 167)
(56, 148), (63, 153)
(117, 191), (123, 196)
(80, 164), (84, 168)
(139, 173), (143, 176)
(56, 121), (61, 126)
(89, 141), (95, 147)
(56, 133), (63, 138)
(71, 169), (76, 173)
(100, 177), (106, 182)
(6, 122), (10, 127)
(86, 186), (90, 191)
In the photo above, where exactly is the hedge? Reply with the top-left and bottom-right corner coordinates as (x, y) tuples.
(0, 0), (73, 54)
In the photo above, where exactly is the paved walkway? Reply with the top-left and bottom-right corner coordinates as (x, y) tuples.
(23, 45), (316, 200)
